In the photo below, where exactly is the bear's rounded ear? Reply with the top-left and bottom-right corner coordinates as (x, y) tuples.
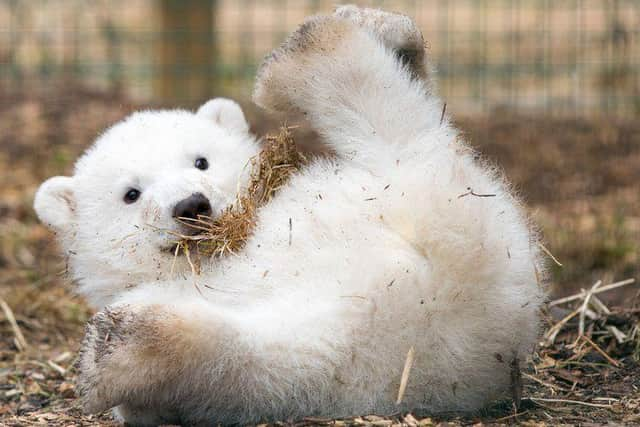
(34, 176), (76, 231)
(197, 98), (249, 133)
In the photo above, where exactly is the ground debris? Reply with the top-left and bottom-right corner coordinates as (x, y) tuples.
(520, 277), (640, 424)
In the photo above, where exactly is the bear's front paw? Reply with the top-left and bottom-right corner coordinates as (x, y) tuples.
(76, 306), (140, 414)
(77, 304), (193, 417)
(334, 5), (428, 80)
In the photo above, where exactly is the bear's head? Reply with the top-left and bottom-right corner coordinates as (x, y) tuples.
(34, 98), (260, 307)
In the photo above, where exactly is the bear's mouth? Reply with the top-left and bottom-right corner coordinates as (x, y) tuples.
(159, 225), (205, 254)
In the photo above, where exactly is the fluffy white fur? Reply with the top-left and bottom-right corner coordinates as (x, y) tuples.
(34, 6), (546, 426)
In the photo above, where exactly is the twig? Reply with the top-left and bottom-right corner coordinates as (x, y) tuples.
(526, 397), (613, 409)
(182, 243), (205, 299)
(169, 242), (180, 278)
(544, 307), (581, 345)
(549, 278), (636, 307)
(457, 187), (496, 198)
(301, 417), (333, 424)
(175, 217), (215, 232)
(396, 346), (415, 405)
(439, 102), (447, 126)
(539, 243), (563, 267)
(533, 262), (542, 288)
(607, 325), (628, 344)
(53, 351), (73, 363)
(581, 335), (620, 368)
(47, 360), (67, 376)
(0, 298), (27, 352)
(593, 397), (620, 402)
(495, 411), (529, 422)
(523, 372), (568, 392)
(578, 280), (602, 337)
(589, 294), (611, 315)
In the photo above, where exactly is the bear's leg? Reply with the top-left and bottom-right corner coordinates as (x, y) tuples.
(333, 5), (431, 82)
(253, 6), (445, 163)
(76, 293), (376, 424)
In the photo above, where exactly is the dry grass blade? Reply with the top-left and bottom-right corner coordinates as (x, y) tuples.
(1, 298), (28, 351)
(607, 324), (628, 344)
(538, 242), (563, 267)
(176, 126), (305, 260)
(544, 307), (581, 345)
(527, 397), (613, 409)
(494, 411), (529, 422)
(589, 294), (611, 315)
(47, 360), (67, 376)
(549, 278), (636, 306)
(578, 280), (602, 337)
(523, 372), (569, 392)
(396, 346), (415, 405)
(581, 335), (621, 368)
(181, 242), (205, 298)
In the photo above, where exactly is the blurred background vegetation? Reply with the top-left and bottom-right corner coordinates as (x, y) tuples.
(1, 0), (638, 114)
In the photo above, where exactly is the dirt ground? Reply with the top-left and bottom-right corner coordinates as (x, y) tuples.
(0, 85), (638, 425)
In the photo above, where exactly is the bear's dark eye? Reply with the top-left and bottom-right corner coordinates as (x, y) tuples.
(194, 157), (209, 171)
(123, 188), (141, 204)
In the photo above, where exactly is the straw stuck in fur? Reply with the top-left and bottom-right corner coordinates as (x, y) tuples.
(175, 126), (305, 260)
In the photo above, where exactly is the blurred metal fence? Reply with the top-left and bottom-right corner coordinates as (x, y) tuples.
(0, 0), (638, 116)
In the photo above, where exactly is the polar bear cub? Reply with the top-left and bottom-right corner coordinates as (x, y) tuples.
(34, 99), (261, 308)
(34, 5), (545, 426)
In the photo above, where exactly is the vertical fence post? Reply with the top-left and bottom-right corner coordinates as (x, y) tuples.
(155, 0), (216, 105)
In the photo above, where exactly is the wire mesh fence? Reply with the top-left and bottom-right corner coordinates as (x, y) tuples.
(1, 0), (638, 116)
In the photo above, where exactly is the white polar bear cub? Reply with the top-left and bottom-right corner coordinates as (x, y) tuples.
(34, 6), (546, 426)
(34, 98), (260, 308)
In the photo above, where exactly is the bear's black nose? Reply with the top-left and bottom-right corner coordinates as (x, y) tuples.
(173, 193), (212, 221)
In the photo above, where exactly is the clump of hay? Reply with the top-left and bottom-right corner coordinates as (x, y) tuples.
(175, 126), (305, 261)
